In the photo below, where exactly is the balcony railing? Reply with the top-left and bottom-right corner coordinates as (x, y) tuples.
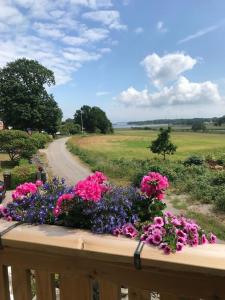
(0, 219), (225, 300)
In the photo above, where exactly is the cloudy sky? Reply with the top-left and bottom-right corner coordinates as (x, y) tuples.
(1, 0), (225, 122)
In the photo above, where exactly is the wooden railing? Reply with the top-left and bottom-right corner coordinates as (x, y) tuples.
(0, 219), (225, 300)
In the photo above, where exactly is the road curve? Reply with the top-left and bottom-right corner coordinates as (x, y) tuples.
(45, 137), (91, 185)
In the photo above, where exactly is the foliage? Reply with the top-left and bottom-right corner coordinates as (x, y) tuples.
(0, 130), (37, 161)
(74, 105), (113, 134)
(11, 164), (37, 188)
(60, 121), (81, 135)
(150, 127), (177, 160)
(31, 132), (52, 149)
(183, 155), (205, 166)
(192, 121), (206, 132)
(0, 58), (62, 134)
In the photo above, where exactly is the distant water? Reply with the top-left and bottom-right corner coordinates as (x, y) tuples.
(112, 122), (168, 129)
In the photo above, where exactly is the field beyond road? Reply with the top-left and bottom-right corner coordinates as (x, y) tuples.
(69, 129), (225, 161)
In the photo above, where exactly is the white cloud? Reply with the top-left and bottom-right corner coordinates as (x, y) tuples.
(117, 77), (223, 107)
(156, 21), (168, 33)
(178, 22), (223, 44)
(141, 52), (197, 87)
(134, 27), (144, 34)
(63, 48), (101, 62)
(33, 22), (65, 39)
(82, 10), (127, 30)
(0, 0), (121, 85)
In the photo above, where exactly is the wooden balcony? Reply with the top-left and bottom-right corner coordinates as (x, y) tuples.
(0, 219), (225, 300)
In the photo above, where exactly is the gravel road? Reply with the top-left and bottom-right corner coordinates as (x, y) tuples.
(45, 137), (91, 185)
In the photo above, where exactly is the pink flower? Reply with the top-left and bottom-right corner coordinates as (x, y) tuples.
(74, 179), (102, 202)
(12, 182), (37, 200)
(0, 205), (8, 217)
(122, 224), (138, 238)
(154, 216), (164, 227)
(88, 171), (108, 184)
(201, 234), (208, 245)
(176, 242), (183, 252)
(112, 228), (122, 236)
(140, 172), (169, 199)
(152, 233), (162, 245)
(163, 246), (171, 255)
(35, 180), (43, 187)
(54, 193), (74, 217)
(209, 233), (217, 244)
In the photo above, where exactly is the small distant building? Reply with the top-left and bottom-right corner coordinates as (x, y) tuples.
(0, 121), (4, 130)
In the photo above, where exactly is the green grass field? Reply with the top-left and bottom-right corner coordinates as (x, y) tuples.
(69, 130), (225, 161)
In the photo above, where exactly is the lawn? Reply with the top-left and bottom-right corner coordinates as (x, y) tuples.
(69, 130), (225, 161)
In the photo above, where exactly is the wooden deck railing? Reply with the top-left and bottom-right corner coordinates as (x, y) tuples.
(0, 219), (225, 300)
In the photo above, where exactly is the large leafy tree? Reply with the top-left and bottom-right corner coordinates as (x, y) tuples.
(0, 58), (62, 134)
(74, 105), (113, 134)
(150, 127), (177, 160)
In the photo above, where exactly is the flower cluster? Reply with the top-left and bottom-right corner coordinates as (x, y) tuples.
(0, 171), (217, 254)
(74, 171), (108, 202)
(5, 178), (70, 224)
(140, 172), (169, 200)
(139, 212), (217, 254)
(12, 181), (42, 200)
(54, 193), (74, 217)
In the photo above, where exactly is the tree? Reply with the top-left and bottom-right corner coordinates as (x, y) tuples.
(191, 121), (206, 132)
(150, 127), (177, 160)
(74, 105), (113, 134)
(0, 58), (62, 134)
(60, 122), (81, 135)
(0, 130), (37, 161)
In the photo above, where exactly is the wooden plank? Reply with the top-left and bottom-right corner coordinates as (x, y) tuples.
(35, 270), (56, 300)
(2, 248), (225, 299)
(128, 287), (150, 300)
(99, 279), (121, 300)
(11, 266), (32, 300)
(0, 265), (10, 300)
(160, 293), (179, 299)
(60, 274), (92, 300)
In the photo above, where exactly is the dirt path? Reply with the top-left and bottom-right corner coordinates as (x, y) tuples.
(44, 137), (91, 185)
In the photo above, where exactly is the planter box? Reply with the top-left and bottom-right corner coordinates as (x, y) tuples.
(1, 220), (225, 299)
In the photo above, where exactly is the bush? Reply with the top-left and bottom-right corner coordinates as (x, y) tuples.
(211, 172), (225, 185)
(11, 164), (37, 188)
(31, 132), (52, 149)
(184, 155), (204, 166)
(214, 188), (225, 211)
(0, 130), (37, 161)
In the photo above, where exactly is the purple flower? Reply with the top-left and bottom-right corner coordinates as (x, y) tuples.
(176, 242), (183, 252)
(163, 246), (171, 255)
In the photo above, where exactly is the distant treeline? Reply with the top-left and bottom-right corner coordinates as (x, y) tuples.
(128, 117), (225, 126)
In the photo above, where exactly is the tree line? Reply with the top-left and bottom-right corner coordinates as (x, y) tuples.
(0, 58), (113, 135)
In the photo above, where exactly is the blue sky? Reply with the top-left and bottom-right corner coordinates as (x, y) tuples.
(1, 0), (225, 122)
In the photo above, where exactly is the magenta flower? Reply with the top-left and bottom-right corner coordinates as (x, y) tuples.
(12, 182), (37, 200)
(74, 179), (102, 202)
(201, 234), (208, 244)
(140, 172), (169, 199)
(209, 233), (217, 244)
(176, 242), (183, 252)
(154, 216), (164, 227)
(122, 224), (138, 238)
(152, 233), (162, 245)
(163, 246), (171, 255)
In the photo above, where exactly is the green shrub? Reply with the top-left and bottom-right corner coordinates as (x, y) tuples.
(31, 132), (52, 149)
(214, 188), (225, 211)
(211, 172), (225, 185)
(11, 164), (37, 188)
(184, 155), (204, 166)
